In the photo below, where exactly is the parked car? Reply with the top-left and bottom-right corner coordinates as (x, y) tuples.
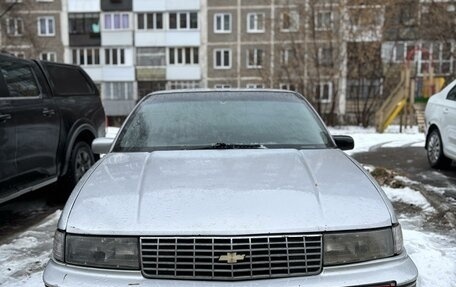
(44, 90), (417, 287)
(425, 81), (456, 168)
(0, 53), (105, 204)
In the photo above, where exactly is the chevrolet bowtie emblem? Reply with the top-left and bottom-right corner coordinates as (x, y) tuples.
(218, 252), (246, 264)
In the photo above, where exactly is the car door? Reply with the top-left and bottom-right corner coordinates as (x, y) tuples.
(0, 55), (59, 186)
(0, 72), (17, 190)
(444, 87), (456, 158)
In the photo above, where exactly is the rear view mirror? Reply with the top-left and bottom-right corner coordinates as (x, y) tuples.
(92, 137), (114, 154)
(332, 135), (355, 151)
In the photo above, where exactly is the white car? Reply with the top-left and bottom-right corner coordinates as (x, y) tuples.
(425, 81), (456, 168)
(44, 90), (418, 287)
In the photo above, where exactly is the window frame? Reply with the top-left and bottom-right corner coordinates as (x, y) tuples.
(72, 48), (101, 66)
(168, 12), (198, 30)
(168, 47), (199, 65)
(315, 81), (333, 103)
(247, 12), (265, 33)
(103, 12), (130, 31)
(214, 13), (231, 33)
(315, 10), (333, 31)
(37, 16), (55, 36)
(6, 17), (23, 36)
(280, 11), (299, 32)
(104, 48), (126, 65)
(137, 12), (163, 30)
(247, 48), (264, 69)
(213, 48), (232, 69)
(40, 51), (57, 62)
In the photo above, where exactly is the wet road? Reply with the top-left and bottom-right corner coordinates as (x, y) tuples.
(0, 184), (67, 244)
(353, 146), (456, 202)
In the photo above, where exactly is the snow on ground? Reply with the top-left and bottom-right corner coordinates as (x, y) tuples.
(328, 125), (425, 155)
(0, 211), (60, 286)
(1, 125), (454, 286)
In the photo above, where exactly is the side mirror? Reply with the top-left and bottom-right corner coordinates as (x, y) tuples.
(92, 137), (114, 154)
(332, 135), (354, 151)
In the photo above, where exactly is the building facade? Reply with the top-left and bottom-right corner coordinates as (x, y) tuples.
(2, 0), (456, 124)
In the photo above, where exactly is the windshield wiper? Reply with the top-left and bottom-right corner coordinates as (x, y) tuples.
(197, 143), (266, 150)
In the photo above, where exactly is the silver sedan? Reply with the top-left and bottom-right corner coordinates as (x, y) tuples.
(44, 90), (417, 287)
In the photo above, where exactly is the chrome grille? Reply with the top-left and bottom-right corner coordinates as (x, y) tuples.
(140, 234), (322, 281)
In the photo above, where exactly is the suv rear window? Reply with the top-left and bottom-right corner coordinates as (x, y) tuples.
(44, 63), (94, 96)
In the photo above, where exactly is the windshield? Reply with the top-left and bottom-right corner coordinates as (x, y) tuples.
(113, 91), (334, 152)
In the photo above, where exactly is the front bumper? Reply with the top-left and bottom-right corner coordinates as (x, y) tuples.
(43, 251), (417, 287)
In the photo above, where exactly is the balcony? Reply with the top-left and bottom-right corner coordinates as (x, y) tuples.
(69, 33), (101, 47)
(135, 30), (200, 47)
(133, 0), (199, 12)
(68, 0), (100, 12)
(101, 31), (133, 46)
(166, 65), (201, 81)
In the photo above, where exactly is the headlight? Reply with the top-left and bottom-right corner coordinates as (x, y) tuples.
(52, 230), (65, 262)
(324, 228), (394, 266)
(65, 234), (139, 270)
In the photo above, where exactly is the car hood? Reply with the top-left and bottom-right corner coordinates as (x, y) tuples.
(63, 149), (393, 235)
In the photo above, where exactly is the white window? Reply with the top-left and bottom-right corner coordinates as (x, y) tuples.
(104, 13), (130, 30)
(247, 13), (265, 33)
(137, 47), (165, 66)
(393, 42), (415, 63)
(318, 47), (333, 67)
(281, 11), (299, 31)
(280, 83), (296, 91)
(169, 12), (198, 30)
(38, 16), (55, 36)
(105, 48), (126, 65)
(315, 82), (332, 103)
(168, 47), (199, 65)
(419, 42), (452, 75)
(167, 81), (200, 90)
(247, 48), (264, 68)
(72, 48), (101, 66)
(215, 84), (231, 89)
(246, 83), (264, 89)
(214, 13), (231, 33)
(214, 49), (231, 69)
(315, 11), (332, 30)
(40, 52), (57, 62)
(137, 13), (163, 30)
(102, 82), (134, 100)
(280, 48), (294, 65)
(6, 18), (23, 36)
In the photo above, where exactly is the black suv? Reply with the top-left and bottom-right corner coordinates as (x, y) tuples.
(0, 54), (105, 203)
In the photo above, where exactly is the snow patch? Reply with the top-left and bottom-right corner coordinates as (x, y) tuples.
(382, 186), (435, 213)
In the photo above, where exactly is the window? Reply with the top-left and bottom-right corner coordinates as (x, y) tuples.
(168, 47), (199, 65)
(137, 48), (166, 66)
(393, 42), (415, 62)
(447, 87), (456, 101)
(11, 51), (25, 59)
(167, 81), (200, 90)
(214, 13), (231, 33)
(69, 13), (100, 34)
(246, 83), (264, 89)
(315, 82), (332, 103)
(6, 18), (23, 36)
(38, 16), (55, 36)
(40, 52), (57, 62)
(247, 13), (264, 33)
(102, 82), (134, 100)
(72, 48), (100, 66)
(280, 83), (296, 91)
(169, 12), (198, 30)
(215, 84), (231, 89)
(318, 47), (333, 67)
(44, 63), (94, 95)
(419, 42), (452, 75)
(0, 59), (40, 98)
(315, 11), (332, 30)
(280, 48), (294, 65)
(105, 48), (126, 65)
(247, 48), (263, 68)
(281, 11), (299, 31)
(137, 13), (163, 30)
(104, 13), (129, 30)
(214, 49), (231, 69)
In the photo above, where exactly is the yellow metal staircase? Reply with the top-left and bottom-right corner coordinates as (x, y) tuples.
(375, 69), (410, 133)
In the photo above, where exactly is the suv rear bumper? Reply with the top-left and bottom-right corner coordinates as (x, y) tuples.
(43, 252), (417, 287)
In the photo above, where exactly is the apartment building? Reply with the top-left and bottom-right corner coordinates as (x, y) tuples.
(62, 0), (203, 121)
(0, 0), (64, 62)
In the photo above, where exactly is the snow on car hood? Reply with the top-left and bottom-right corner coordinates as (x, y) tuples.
(63, 149), (393, 235)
